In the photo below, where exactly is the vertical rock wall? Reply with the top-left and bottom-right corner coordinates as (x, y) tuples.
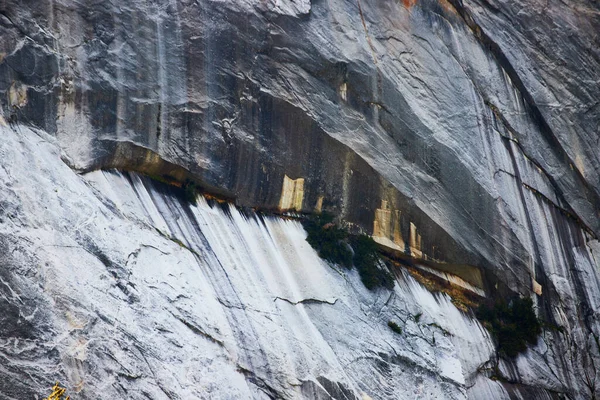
(0, 0), (599, 397)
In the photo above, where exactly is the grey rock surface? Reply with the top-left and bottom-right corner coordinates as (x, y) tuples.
(0, 0), (599, 398)
(0, 124), (585, 399)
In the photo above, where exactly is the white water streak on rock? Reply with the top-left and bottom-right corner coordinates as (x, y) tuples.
(0, 125), (506, 398)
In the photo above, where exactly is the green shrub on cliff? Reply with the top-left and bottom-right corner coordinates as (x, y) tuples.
(388, 320), (402, 334)
(350, 234), (395, 290)
(183, 180), (198, 204)
(476, 297), (541, 358)
(144, 174), (199, 205)
(303, 215), (394, 290)
(303, 214), (352, 268)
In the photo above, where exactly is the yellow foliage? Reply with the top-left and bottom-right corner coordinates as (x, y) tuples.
(45, 382), (71, 400)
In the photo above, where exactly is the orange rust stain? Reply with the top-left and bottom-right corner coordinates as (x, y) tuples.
(389, 259), (481, 312)
(402, 0), (457, 14)
(436, 0), (458, 14)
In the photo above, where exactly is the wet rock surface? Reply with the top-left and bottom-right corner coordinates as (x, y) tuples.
(0, 0), (599, 398)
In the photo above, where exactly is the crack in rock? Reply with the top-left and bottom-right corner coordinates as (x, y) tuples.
(169, 311), (225, 348)
(273, 296), (338, 306)
(236, 364), (282, 399)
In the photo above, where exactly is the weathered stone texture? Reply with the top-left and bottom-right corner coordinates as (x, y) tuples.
(0, 0), (599, 398)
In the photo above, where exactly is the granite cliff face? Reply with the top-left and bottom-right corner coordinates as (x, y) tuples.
(0, 0), (599, 398)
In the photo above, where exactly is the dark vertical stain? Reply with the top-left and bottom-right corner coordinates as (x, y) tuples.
(447, 0), (600, 235)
